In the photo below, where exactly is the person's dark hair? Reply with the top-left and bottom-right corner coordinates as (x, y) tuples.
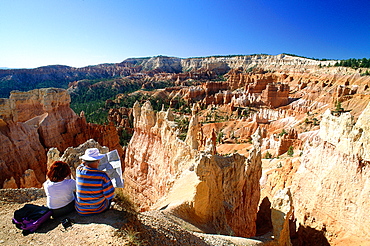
(47, 161), (71, 182)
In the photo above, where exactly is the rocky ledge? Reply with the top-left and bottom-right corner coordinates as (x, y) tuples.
(0, 188), (46, 203)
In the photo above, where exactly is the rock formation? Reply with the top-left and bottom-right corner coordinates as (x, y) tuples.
(112, 67), (370, 243)
(176, 71), (291, 109)
(261, 83), (290, 108)
(258, 104), (370, 244)
(290, 106), (370, 244)
(0, 54), (345, 99)
(0, 88), (123, 188)
(124, 101), (198, 209)
(124, 101), (262, 237)
(270, 188), (293, 246)
(2, 55), (370, 244)
(46, 139), (110, 179)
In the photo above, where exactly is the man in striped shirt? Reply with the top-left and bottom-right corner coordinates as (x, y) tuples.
(75, 148), (115, 216)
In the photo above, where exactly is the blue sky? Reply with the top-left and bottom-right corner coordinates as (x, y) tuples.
(0, 0), (369, 68)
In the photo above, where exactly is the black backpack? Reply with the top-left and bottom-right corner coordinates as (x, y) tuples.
(12, 204), (53, 235)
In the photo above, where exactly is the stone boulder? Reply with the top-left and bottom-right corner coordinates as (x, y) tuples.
(47, 139), (110, 179)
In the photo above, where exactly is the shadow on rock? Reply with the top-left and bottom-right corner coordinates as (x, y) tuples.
(34, 208), (129, 235)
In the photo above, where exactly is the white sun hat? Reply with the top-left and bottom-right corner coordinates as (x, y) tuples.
(79, 148), (105, 161)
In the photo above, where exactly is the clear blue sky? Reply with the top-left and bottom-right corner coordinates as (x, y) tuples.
(1, 0), (369, 68)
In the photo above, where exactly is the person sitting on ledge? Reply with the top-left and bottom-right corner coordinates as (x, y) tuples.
(43, 161), (76, 218)
(75, 148), (115, 216)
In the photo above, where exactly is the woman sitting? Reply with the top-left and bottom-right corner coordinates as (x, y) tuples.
(43, 161), (76, 218)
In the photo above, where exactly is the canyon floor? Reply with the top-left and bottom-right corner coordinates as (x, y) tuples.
(0, 195), (268, 246)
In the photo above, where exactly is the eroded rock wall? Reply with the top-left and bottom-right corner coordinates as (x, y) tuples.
(0, 88), (122, 188)
(1, 121), (47, 188)
(290, 107), (370, 244)
(180, 54), (339, 74)
(261, 106), (370, 244)
(124, 101), (262, 237)
(124, 101), (198, 209)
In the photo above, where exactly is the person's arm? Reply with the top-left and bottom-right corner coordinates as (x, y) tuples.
(70, 179), (77, 192)
(102, 175), (115, 200)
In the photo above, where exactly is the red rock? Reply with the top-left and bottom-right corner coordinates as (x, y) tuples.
(0, 88), (123, 188)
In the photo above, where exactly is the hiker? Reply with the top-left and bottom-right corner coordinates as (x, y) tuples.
(43, 161), (76, 218)
(75, 148), (115, 216)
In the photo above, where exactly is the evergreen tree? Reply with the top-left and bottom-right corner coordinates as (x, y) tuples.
(287, 146), (294, 157)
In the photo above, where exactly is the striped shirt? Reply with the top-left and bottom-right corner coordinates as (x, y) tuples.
(75, 164), (115, 216)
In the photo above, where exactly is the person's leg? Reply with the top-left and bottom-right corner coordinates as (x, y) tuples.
(51, 200), (75, 218)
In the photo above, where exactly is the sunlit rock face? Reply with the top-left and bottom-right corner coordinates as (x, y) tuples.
(180, 54), (339, 74)
(125, 101), (198, 209)
(0, 122), (46, 188)
(290, 105), (370, 244)
(260, 106), (370, 244)
(157, 151), (261, 237)
(124, 101), (262, 237)
(0, 88), (122, 188)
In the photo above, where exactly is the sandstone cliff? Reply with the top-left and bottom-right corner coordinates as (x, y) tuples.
(290, 106), (370, 244)
(181, 54), (341, 75)
(120, 54), (342, 75)
(1, 54), (347, 99)
(124, 101), (262, 237)
(132, 68), (370, 119)
(0, 88), (123, 188)
(258, 106), (370, 245)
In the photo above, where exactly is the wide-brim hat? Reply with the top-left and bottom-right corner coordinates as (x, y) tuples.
(79, 148), (105, 161)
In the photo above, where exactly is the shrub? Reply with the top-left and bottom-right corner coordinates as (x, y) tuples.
(264, 151), (272, 159)
(361, 70), (370, 76)
(313, 118), (319, 126)
(278, 129), (287, 137)
(287, 146), (294, 157)
(335, 100), (343, 112)
(119, 128), (133, 146)
(216, 132), (223, 144)
(174, 116), (189, 141)
(113, 190), (148, 245)
(113, 189), (137, 215)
